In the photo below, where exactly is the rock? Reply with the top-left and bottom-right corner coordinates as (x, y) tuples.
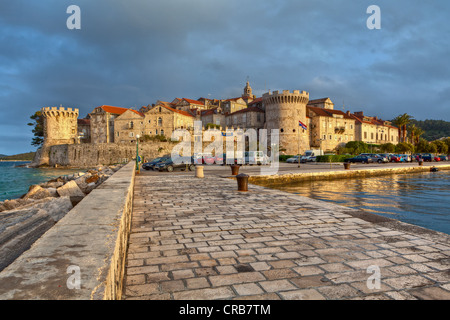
(85, 174), (99, 184)
(23, 185), (52, 201)
(41, 181), (64, 189)
(0, 196), (73, 271)
(46, 187), (59, 198)
(56, 180), (85, 198)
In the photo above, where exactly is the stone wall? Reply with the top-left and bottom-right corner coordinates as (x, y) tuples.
(0, 162), (136, 300)
(46, 142), (177, 167)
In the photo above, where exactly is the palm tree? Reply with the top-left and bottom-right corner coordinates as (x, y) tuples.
(392, 116), (403, 143)
(414, 127), (425, 145)
(408, 124), (418, 145)
(393, 113), (413, 143)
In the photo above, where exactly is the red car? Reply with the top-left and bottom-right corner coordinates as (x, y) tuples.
(390, 155), (401, 162)
(434, 156), (441, 162)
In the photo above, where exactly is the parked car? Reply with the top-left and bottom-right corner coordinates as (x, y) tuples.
(244, 151), (266, 165)
(286, 155), (300, 163)
(421, 153), (434, 162)
(344, 155), (373, 164)
(438, 155), (448, 161)
(378, 153), (394, 162)
(156, 157), (195, 172)
(399, 154), (412, 162)
(193, 153), (215, 165)
(142, 156), (169, 170)
(360, 153), (388, 163)
(434, 156), (441, 162)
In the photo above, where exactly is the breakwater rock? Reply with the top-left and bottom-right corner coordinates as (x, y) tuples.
(0, 163), (125, 272)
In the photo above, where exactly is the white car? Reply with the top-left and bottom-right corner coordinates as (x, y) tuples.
(286, 156), (300, 163)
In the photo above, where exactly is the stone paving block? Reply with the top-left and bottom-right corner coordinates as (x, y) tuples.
(233, 283), (264, 296)
(173, 286), (236, 300)
(209, 272), (266, 287)
(279, 289), (326, 300)
(259, 279), (297, 292)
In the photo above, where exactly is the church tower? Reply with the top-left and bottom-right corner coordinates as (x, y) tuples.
(242, 80), (255, 103)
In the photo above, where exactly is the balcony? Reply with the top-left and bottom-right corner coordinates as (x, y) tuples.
(335, 126), (346, 134)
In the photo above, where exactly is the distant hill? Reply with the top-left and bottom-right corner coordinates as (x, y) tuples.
(410, 119), (450, 141)
(0, 152), (35, 161)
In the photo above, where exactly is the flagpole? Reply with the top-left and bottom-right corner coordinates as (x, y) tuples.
(298, 124), (301, 168)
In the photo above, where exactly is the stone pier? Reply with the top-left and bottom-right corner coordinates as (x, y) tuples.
(123, 165), (450, 300)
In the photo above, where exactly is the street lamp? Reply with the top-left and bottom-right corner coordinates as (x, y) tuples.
(136, 134), (140, 174)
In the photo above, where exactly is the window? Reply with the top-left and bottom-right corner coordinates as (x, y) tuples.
(148, 120), (151, 124)
(129, 132), (134, 137)
(329, 135), (332, 140)
(117, 132), (119, 137)
(156, 129), (158, 135)
(364, 132), (367, 139)
(323, 134), (326, 140)
(159, 107), (162, 113)
(158, 117), (163, 126)
(371, 132), (374, 140)
(160, 129), (165, 136)
(130, 121), (134, 129)
(323, 122), (326, 128)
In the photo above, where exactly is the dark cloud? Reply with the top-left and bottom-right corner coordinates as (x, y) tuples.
(0, 0), (449, 154)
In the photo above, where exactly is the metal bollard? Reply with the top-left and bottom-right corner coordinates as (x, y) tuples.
(231, 164), (240, 176)
(236, 173), (249, 192)
(195, 165), (204, 178)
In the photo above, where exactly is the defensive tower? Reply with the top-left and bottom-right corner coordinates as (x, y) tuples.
(262, 90), (310, 155)
(41, 107), (79, 147)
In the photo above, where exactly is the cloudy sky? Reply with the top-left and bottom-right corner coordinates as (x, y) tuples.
(1, 0), (449, 155)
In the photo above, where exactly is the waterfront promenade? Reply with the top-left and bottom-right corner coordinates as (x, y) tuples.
(123, 162), (450, 300)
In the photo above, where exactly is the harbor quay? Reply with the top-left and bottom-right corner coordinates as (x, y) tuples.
(123, 162), (450, 300)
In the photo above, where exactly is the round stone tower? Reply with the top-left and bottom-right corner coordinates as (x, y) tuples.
(263, 90), (310, 155)
(33, 107), (79, 166)
(41, 107), (79, 147)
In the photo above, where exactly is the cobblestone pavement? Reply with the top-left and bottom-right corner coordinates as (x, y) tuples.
(123, 171), (450, 300)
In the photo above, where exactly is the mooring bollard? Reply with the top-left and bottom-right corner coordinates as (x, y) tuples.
(418, 159), (423, 166)
(236, 173), (249, 192)
(231, 164), (240, 176)
(195, 165), (204, 178)
(344, 162), (351, 170)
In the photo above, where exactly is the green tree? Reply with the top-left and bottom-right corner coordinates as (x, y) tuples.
(431, 140), (448, 154)
(416, 139), (430, 153)
(27, 111), (44, 147)
(395, 142), (414, 153)
(345, 141), (369, 154)
(380, 143), (396, 153)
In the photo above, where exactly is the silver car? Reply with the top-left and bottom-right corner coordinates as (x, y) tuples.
(286, 155), (300, 163)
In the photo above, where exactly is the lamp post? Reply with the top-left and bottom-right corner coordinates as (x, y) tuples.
(136, 134), (140, 174)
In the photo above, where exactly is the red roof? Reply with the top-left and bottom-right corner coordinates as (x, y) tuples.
(183, 98), (204, 106)
(94, 105), (144, 117)
(229, 106), (264, 116)
(307, 106), (353, 119)
(160, 104), (194, 118)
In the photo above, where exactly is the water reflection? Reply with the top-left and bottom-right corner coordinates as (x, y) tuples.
(268, 171), (450, 235)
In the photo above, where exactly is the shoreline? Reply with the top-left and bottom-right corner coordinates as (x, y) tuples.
(246, 163), (450, 186)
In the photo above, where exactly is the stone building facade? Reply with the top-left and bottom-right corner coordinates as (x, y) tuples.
(351, 111), (399, 145)
(114, 109), (145, 143)
(144, 104), (195, 137)
(307, 107), (356, 151)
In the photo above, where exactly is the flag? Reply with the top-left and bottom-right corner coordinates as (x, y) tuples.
(299, 120), (307, 130)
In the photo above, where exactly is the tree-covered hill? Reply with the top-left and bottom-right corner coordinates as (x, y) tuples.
(409, 119), (450, 141)
(0, 152), (35, 161)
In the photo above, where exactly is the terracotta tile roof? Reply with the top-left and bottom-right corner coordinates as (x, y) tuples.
(228, 106), (264, 116)
(183, 98), (204, 106)
(94, 105), (144, 117)
(77, 119), (90, 125)
(248, 97), (263, 106)
(350, 113), (398, 129)
(307, 106), (353, 119)
(162, 104), (195, 118)
(201, 107), (219, 116)
(308, 98), (331, 104)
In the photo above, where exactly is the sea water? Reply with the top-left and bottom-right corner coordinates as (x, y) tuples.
(0, 161), (81, 202)
(270, 170), (450, 235)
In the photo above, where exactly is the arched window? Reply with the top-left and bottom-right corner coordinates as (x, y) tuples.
(160, 129), (165, 136)
(158, 117), (163, 126)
